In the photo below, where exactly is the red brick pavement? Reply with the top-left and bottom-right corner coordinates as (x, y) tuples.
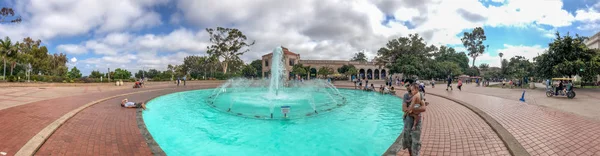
(0, 83), (219, 156)
(427, 88), (600, 156)
(396, 95), (509, 156)
(36, 85), (219, 155)
(335, 85), (510, 156)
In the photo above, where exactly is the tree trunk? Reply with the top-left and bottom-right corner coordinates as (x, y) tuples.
(472, 57), (477, 67)
(222, 61), (228, 74)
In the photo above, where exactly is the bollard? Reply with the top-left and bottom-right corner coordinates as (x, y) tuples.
(519, 90), (526, 102)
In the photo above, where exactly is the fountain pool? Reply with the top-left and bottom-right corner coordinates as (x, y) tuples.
(143, 88), (404, 155)
(142, 47), (405, 155)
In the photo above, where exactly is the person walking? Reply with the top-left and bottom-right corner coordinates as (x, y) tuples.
(446, 76), (453, 91)
(457, 79), (463, 91)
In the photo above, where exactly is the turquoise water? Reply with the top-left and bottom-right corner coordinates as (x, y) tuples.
(143, 88), (404, 156)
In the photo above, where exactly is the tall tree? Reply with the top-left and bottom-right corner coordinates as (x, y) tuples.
(291, 64), (307, 78)
(0, 37), (18, 58)
(317, 66), (334, 77)
(68, 66), (82, 79)
(433, 46), (470, 70)
(498, 52), (503, 66)
(534, 32), (600, 79)
(89, 70), (104, 78)
(0, 7), (22, 23)
(241, 64), (257, 78)
(206, 27), (255, 74)
(351, 51), (368, 62)
(479, 63), (490, 71)
(250, 59), (262, 78)
(506, 56), (534, 79)
(113, 68), (132, 79)
(337, 64), (355, 74)
(461, 27), (487, 67)
(377, 34), (437, 78)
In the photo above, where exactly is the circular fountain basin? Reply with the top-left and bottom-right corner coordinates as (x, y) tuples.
(143, 88), (404, 155)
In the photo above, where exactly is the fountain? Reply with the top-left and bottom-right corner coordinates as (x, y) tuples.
(206, 47), (346, 119)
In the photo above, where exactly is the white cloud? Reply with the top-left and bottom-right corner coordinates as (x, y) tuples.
(486, 0), (574, 28)
(0, 0), (166, 41)
(70, 57), (78, 63)
(57, 44), (87, 55)
(472, 44), (546, 67)
(3, 0), (581, 75)
(574, 6), (600, 30)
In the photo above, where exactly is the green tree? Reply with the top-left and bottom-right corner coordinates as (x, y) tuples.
(461, 27), (487, 67)
(479, 63), (489, 71)
(464, 67), (480, 76)
(377, 34), (437, 78)
(206, 27), (255, 74)
(317, 66), (334, 77)
(68, 66), (82, 79)
(506, 56), (534, 79)
(0, 36), (19, 58)
(433, 46), (470, 71)
(89, 70), (104, 78)
(241, 64), (257, 78)
(337, 64), (355, 74)
(292, 64), (308, 78)
(250, 59), (262, 78)
(347, 67), (358, 77)
(113, 68), (132, 79)
(351, 51), (368, 62)
(534, 32), (600, 80)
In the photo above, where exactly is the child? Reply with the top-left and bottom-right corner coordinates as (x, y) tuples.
(405, 85), (427, 130)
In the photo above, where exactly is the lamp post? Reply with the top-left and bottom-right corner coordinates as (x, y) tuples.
(3, 56), (5, 80)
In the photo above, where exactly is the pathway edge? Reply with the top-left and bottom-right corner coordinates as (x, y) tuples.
(15, 88), (170, 156)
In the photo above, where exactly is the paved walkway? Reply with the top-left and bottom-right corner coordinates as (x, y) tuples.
(0, 81), (220, 156)
(424, 84), (600, 155)
(36, 84), (218, 155)
(4, 79), (597, 155)
(335, 85), (510, 156)
(450, 83), (600, 120)
(0, 81), (179, 111)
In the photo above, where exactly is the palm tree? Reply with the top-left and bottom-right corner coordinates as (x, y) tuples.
(498, 52), (503, 66)
(0, 36), (18, 57)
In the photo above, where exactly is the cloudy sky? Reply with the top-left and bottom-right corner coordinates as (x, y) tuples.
(1, 0), (600, 75)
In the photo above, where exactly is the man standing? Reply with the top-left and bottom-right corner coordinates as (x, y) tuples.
(401, 83), (427, 156)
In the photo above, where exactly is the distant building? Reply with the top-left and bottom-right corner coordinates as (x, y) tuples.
(585, 31), (600, 82)
(585, 31), (600, 49)
(261, 47), (391, 80)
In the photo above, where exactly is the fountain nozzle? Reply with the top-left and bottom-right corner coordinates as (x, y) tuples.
(271, 113), (273, 118)
(315, 110), (318, 114)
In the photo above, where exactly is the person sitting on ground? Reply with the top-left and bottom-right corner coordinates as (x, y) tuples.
(389, 86), (396, 94)
(121, 99), (146, 110)
(366, 84), (375, 91)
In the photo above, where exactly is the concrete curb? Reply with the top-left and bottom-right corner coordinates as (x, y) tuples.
(15, 88), (171, 156)
(406, 88), (530, 156)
